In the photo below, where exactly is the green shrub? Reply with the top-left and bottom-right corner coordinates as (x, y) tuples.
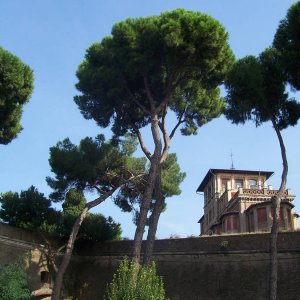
(219, 240), (230, 250)
(0, 255), (32, 300)
(105, 258), (168, 300)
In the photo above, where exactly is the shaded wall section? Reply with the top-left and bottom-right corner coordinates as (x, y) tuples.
(1, 223), (300, 300)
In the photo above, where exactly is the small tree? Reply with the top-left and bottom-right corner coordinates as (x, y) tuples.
(225, 48), (300, 300)
(75, 9), (234, 262)
(47, 135), (145, 300)
(0, 47), (34, 145)
(105, 258), (168, 300)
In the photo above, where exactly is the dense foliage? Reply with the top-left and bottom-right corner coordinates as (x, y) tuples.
(105, 258), (168, 300)
(0, 186), (121, 242)
(0, 255), (31, 300)
(47, 134), (145, 201)
(0, 186), (57, 230)
(59, 189), (122, 241)
(74, 8), (234, 262)
(225, 48), (300, 129)
(75, 9), (234, 138)
(273, 1), (300, 90)
(0, 47), (34, 144)
(114, 153), (186, 224)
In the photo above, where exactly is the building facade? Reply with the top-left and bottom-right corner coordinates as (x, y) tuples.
(198, 169), (298, 235)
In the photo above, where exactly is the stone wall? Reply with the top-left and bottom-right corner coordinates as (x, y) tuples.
(67, 252), (300, 300)
(75, 231), (300, 255)
(1, 223), (300, 300)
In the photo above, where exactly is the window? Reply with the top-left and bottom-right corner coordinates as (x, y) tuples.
(248, 179), (257, 188)
(207, 186), (212, 199)
(249, 212), (254, 232)
(287, 208), (291, 223)
(232, 216), (238, 230)
(226, 218), (231, 230)
(221, 178), (230, 190)
(257, 207), (267, 222)
(235, 179), (243, 189)
(257, 207), (268, 230)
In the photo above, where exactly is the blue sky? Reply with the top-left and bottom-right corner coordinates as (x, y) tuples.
(0, 0), (299, 238)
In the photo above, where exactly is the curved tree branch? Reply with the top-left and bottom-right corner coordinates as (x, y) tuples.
(131, 123), (152, 160)
(159, 106), (171, 164)
(169, 108), (187, 140)
(169, 119), (186, 140)
(51, 172), (145, 300)
(269, 115), (288, 300)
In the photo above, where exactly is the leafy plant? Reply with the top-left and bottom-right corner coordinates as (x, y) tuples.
(219, 240), (230, 250)
(0, 255), (32, 300)
(105, 258), (168, 300)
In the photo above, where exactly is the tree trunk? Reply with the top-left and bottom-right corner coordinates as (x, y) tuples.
(132, 116), (162, 263)
(143, 171), (165, 266)
(51, 207), (89, 300)
(269, 117), (288, 300)
(51, 188), (117, 300)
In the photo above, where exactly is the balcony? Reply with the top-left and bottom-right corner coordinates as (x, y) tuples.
(217, 187), (295, 219)
(239, 188), (294, 200)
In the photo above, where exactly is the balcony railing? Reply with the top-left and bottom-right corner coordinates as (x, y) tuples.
(242, 188), (289, 196)
(216, 187), (294, 219)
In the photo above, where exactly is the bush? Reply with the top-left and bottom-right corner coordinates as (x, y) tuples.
(105, 258), (168, 300)
(0, 255), (31, 300)
(219, 240), (230, 251)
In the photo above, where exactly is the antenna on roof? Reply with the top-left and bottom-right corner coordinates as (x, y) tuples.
(230, 150), (235, 170)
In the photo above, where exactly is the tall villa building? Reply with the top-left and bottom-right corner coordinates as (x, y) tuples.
(198, 169), (298, 235)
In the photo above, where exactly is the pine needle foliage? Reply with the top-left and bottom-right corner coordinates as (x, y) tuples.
(105, 258), (168, 300)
